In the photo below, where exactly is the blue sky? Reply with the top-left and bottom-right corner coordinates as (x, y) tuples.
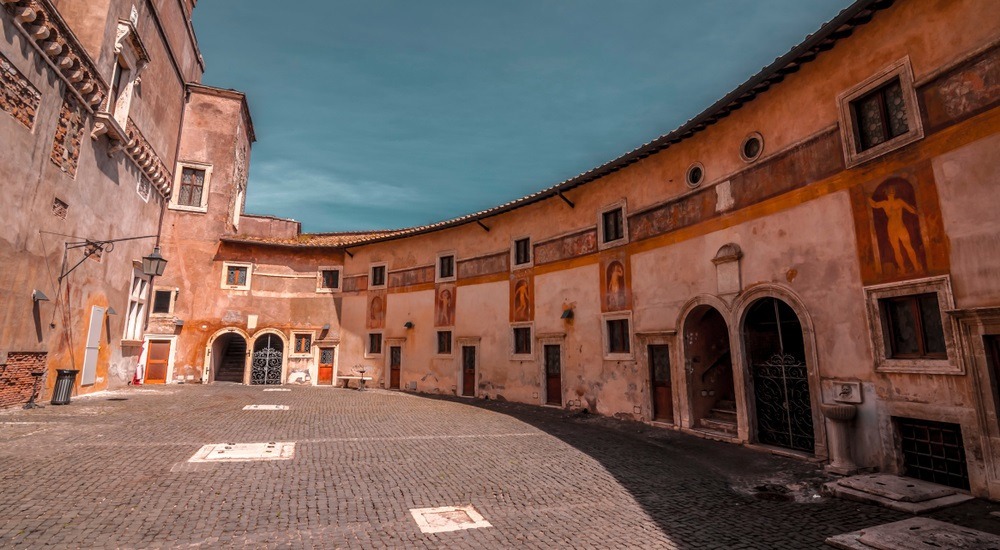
(193, 1), (851, 233)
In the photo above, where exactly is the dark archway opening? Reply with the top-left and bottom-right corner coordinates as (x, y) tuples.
(212, 333), (247, 383)
(684, 305), (736, 436)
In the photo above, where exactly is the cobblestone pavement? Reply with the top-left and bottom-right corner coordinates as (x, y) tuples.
(1, 386), (998, 549)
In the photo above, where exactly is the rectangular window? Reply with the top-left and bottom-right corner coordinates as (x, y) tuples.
(177, 167), (206, 207)
(513, 327), (532, 355)
(880, 293), (946, 359)
(294, 334), (312, 354)
(123, 271), (148, 341)
(600, 206), (626, 246)
(321, 269), (340, 289)
(370, 265), (386, 287)
(437, 331), (452, 354)
(152, 289), (173, 314)
(439, 255), (455, 279)
(607, 319), (631, 354)
(851, 77), (910, 153)
(226, 265), (248, 286)
(368, 333), (383, 355)
(514, 238), (531, 266)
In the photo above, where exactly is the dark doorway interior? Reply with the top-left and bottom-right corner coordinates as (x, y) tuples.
(461, 346), (476, 397)
(545, 344), (562, 406)
(684, 306), (735, 435)
(649, 344), (672, 422)
(389, 346), (401, 390)
(213, 333), (247, 383)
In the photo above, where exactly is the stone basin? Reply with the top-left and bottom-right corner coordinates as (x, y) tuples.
(821, 402), (857, 421)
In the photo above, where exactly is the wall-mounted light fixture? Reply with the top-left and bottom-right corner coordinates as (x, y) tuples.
(321, 323), (331, 331)
(58, 235), (166, 282)
(31, 289), (49, 302)
(403, 321), (414, 329)
(560, 309), (574, 320)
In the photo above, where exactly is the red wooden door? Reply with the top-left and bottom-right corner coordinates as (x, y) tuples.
(318, 348), (334, 385)
(145, 341), (170, 384)
(545, 345), (561, 406)
(389, 346), (401, 389)
(649, 344), (673, 422)
(461, 346), (476, 396)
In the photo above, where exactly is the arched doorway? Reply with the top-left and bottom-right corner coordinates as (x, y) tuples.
(251, 333), (284, 385)
(743, 297), (815, 453)
(683, 305), (736, 435)
(212, 332), (248, 383)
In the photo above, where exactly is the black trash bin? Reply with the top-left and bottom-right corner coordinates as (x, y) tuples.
(50, 369), (79, 405)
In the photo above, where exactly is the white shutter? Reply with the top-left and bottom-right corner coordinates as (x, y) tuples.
(81, 306), (106, 385)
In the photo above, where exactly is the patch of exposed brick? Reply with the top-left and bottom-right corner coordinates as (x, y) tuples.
(52, 197), (68, 219)
(50, 92), (86, 178)
(0, 352), (46, 409)
(0, 53), (41, 130)
(458, 252), (508, 279)
(534, 229), (597, 265)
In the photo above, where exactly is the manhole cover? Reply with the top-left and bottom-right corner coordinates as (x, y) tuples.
(243, 404), (289, 410)
(409, 505), (492, 534)
(263, 388), (291, 392)
(188, 442), (295, 462)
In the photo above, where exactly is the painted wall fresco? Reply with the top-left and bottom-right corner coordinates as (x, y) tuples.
(534, 229), (597, 265)
(389, 265), (434, 288)
(921, 45), (999, 132)
(850, 162), (950, 285)
(367, 290), (387, 329)
(458, 252), (508, 279)
(510, 272), (534, 323)
(435, 284), (456, 327)
(600, 253), (632, 313)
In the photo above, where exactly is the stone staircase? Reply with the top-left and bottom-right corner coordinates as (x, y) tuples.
(697, 399), (737, 436)
(215, 340), (246, 383)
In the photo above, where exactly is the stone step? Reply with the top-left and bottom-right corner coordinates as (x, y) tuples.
(698, 417), (737, 435)
(714, 399), (737, 411)
(709, 407), (737, 419)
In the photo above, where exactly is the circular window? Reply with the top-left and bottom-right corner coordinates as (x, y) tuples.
(686, 162), (705, 188)
(740, 132), (764, 162)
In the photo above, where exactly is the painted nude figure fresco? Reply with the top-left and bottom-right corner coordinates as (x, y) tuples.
(870, 179), (922, 272)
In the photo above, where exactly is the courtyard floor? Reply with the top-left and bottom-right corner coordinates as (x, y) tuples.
(1, 385), (999, 549)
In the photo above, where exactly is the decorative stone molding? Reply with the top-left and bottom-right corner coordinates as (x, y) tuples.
(124, 118), (171, 197)
(1, 0), (106, 108)
(712, 243), (743, 296)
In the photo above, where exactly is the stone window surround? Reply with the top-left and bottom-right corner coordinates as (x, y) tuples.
(369, 262), (388, 290)
(149, 286), (178, 316)
(316, 265), (343, 293)
(290, 331), (315, 358)
(510, 235), (533, 269)
(837, 56), (924, 168)
(365, 331), (384, 358)
(597, 199), (629, 251)
(510, 322), (534, 361)
(602, 311), (635, 361)
(94, 20), (150, 142)
(864, 275), (960, 375)
(435, 251), (457, 283)
(220, 261), (252, 291)
(435, 330), (453, 357)
(168, 161), (213, 213)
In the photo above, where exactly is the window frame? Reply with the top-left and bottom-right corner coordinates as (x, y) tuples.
(169, 161), (214, 213)
(291, 331), (315, 357)
(316, 266), (343, 293)
(597, 200), (629, 250)
(510, 322), (534, 360)
(436, 252), (457, 283)
(365, 331), (384, 358)
(220, 261), (252, 291)
(602, 312), (634, 360)
(837, 57), (923, 168)
(436, 330), (453, 356)
(511, 236), (533, 269)
(150, 287), (177, 316)
(369, 262), (388, 290)
(864, 276), (960, 374)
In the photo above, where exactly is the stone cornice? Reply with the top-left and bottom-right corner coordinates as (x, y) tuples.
(1, 0), (107, 109)
(124, 117), (172, 197)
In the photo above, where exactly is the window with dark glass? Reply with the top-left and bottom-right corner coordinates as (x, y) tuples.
(513, 327), (531, 355)
(607, 319), (630, 354)
(294, 334), (312, 354)
(320, 269), (340, 289)
(152, 290), (173, 314)
(226, 265), (248, 286)
(368, 333), (382, 354)
(514, 238), (531, 266)
(880, 293), (946, 359)
(370, 265), (385, 287)
(602, 208), (624, 243)
(108, 58), (126, 112)
(177, 167), (206, 207)
(439, 255), (454, 279)
(851, 77), (910, 153)
(437, 331), (452, 354)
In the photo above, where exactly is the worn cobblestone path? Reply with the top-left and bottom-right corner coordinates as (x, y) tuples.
(1, 385), (998, 548)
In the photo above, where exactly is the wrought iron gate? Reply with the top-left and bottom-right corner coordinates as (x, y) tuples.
(251, 335), (283, 385)
(752, 353), (814, 452)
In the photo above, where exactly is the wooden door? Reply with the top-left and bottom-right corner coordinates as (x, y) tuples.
(649, 344), (672, 422)
(545, 344), (561, 406)
(318, 348), (334, 385)
(145, 341), (170, 384)
(461, 346), (476, 396)
(389, 346), (401, 389)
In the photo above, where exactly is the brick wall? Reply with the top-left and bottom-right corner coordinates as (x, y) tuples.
(0, 352), (47, 409)
(0, 53), (41, 130)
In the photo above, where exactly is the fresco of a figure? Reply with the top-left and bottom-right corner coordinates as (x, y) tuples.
(600, 256), (632, 312)
(367, 291), (386, 329)
(435, 284), (456, 327)
(870, 178), (925, 273)
(510, 277), (533, 322)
